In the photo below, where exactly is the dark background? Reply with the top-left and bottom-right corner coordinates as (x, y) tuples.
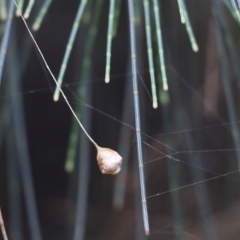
(1, 0), (240, 239)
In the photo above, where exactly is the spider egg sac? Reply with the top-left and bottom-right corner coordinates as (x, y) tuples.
(96, 147), (122, 175)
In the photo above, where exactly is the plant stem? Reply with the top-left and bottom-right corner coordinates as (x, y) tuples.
(153, 0), (168, 91)
(53, 0), (88, 101)
(0, 0), (14, 85)
(178, 0), (199, 52)
(23, 0), (35, 18)
(0, 207), (8, 240)
(143, 0), (158, 108)
(105, 0), (115, 83)
(127, 0), (149, 235)
(65, 0), (104, 173)
(32, 0), (53, 31)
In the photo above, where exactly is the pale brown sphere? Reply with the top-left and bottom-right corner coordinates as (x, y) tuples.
(96, 147), (122, 175)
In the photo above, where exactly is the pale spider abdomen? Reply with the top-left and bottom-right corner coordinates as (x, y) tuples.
(96, 147), (122, 175)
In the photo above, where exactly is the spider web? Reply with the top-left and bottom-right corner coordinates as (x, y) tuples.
(1, 0), (240, 240)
